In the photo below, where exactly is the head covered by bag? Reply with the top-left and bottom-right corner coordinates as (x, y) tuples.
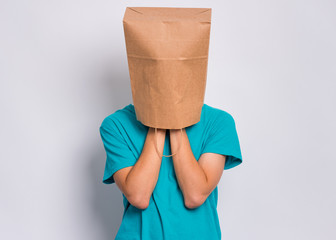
(123, 7), (212, 130)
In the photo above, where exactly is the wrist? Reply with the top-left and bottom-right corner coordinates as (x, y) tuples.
(169, 128), (183, 138)
(149, 127), (166, 138)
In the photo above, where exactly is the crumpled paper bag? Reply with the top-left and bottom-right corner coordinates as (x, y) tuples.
(123, 7), (212, 130)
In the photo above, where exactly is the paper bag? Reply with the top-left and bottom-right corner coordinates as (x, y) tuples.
(123, 7), (212, 129)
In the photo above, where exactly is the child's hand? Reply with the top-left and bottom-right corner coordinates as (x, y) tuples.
(169, 128), (184, 136)
(169, 129), (184, 145)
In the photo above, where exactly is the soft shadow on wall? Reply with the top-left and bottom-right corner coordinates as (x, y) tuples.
(88, 53), (133, 240)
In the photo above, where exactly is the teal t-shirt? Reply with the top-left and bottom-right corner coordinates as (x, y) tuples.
(99, 103), (243, 240)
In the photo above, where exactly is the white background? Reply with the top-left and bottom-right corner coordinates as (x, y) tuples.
(1, 1), (335, 239)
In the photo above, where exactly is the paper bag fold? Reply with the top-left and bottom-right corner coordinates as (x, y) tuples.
(123, 7), (212, 129)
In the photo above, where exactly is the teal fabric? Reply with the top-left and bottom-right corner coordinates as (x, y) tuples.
(99, 103), (243, 240)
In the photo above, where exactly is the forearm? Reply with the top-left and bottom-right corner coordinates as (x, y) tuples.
(125, 127), (166, 205)
(170, 129), (209, 207)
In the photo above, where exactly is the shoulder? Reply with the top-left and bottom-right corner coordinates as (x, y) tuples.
(100, 104), (135, 131)
(203, 104), (236, 125)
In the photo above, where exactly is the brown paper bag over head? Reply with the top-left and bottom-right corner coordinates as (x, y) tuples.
(123, 7), (212, 130)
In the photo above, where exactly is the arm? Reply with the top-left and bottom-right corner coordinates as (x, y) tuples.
(170, 129), (226, 209)
(113, 127), (166, 210)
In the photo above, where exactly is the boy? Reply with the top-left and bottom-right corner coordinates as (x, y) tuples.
(99, 103), (242, 239)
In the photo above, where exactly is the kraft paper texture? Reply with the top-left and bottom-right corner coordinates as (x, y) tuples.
(123, 7), (212, 129)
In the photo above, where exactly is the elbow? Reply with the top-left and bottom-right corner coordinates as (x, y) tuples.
(127, 194), (150, 210)
(134, 199), (150, 210)
(184, 194), (206, 209)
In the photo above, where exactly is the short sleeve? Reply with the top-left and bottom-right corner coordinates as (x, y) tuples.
(201, 112), (243, 170)
(99, 118), (137, 184)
